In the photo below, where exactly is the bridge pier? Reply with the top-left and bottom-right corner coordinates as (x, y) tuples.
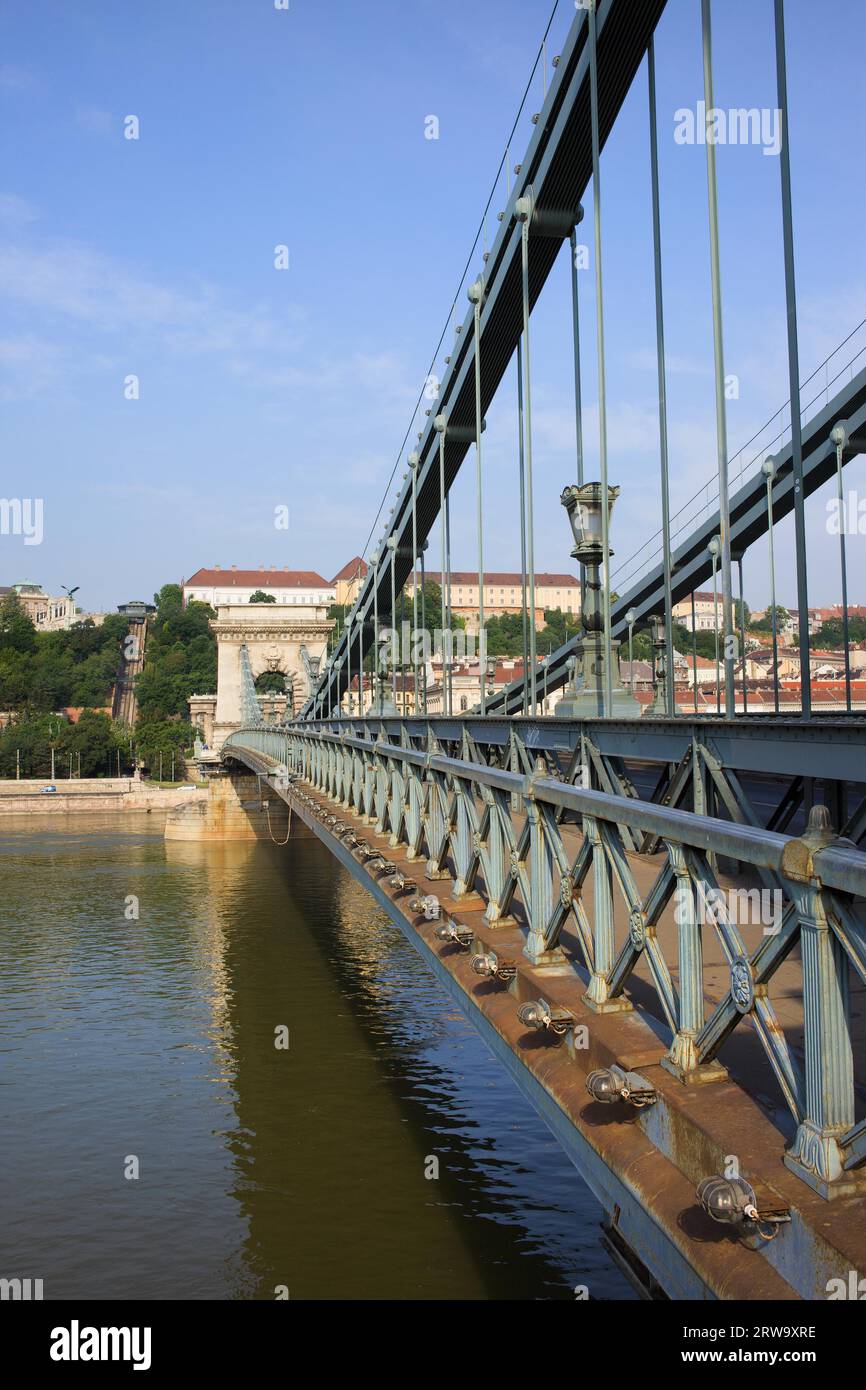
(164, 769), (311, 842)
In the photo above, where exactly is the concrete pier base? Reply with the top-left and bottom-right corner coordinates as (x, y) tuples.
(164, 771), (310, 842)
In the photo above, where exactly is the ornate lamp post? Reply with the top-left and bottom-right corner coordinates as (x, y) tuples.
(484, 657), (496, 706)
(625, 607), (637, 692)
(647, 614), (669, 716)
(762, 455), (780, 715)
(334, 655), (344, 716)
(370, 549), (396, 716)
(344, 612), (356, 716)
(375, 537), (398, 717)
(708, 535), (721, 715)
(555, 482), (639, 717)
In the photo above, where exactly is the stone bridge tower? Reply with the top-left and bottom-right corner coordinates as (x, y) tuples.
(189, 602), (333, 751)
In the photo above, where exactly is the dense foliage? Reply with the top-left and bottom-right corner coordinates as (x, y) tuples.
(0, 586), (210, 778)
(135, 584), (217, 721)
(0, 709), (123, 779)
(0, 594), (129, 712)
(812, 616), (866, 648)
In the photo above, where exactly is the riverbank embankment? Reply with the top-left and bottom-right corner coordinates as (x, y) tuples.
(0, 778), (209, 816)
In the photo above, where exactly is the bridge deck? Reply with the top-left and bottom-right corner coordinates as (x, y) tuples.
(274, 770), (866, 1301)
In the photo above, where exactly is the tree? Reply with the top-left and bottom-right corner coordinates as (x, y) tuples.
(0, 594), (37, 654)
(248, 590), (277, 603)
(482, 612), (525, 658)
(750, 605), (789, 633)
(153, 583), (183, 612)
(134, 718), (197, 776)
(539, 608), (580, 652)
(255, 670), (287, 693)
(136, 592), (216, 721)
(0, 709), (125, 778)
(811, 617), (866, 648)
(56, 711), (118, 777)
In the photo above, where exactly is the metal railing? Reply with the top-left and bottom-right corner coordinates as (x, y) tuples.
(224, 724), (866, 1197)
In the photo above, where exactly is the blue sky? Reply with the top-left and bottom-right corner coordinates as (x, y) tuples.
(1, 0), (864, 615)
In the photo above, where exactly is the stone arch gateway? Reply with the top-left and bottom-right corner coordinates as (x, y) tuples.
(189, 601), (334, 750)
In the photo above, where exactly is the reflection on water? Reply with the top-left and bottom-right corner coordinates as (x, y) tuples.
(0, 815), (634, 1300)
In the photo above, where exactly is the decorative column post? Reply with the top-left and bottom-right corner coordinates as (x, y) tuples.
(362, 747), (375, 821)
(523, 759), (565, 966)
(405, 763), (423, 860)
(660, 842), (723, 1082)
(582, 815), (632, 1012)
(782, 806), (856, 1196)
(482, 787), (512, 926)
(424, 761), (450, 882)
(388, 756), (405, 848)
(450, 782), (480, 900)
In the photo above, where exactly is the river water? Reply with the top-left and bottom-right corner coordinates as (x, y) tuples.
(0, 816), (633, 1300)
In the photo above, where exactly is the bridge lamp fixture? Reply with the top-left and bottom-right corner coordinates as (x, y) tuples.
(696, 1176), (789, 1242)
(467, 277), (484, 304)
(830, 418), (849, 453)
(585, 1065), (657, 1109)
(470, 950), (516, 984)
(408, 893), (441, 920)
(562, 482), (618, 553)
(387, 870), (416, 896)
(435, 917), (474, 949)
(517, 998), (574, 1037)
(761, 454), (776, 482)
(372, 859), (398, 877)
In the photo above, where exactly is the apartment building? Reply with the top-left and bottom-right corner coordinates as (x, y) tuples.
(183, 567), (335, 607)
(405, 571), (580, 632)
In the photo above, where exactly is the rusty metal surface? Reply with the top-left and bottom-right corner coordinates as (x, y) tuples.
(275, 777), (866, 1300)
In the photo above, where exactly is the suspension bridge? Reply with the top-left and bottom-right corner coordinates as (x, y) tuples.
(198, 0), (866, 1299)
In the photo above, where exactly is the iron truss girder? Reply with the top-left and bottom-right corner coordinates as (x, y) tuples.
(485, 363), (866, 716)
(300, 0), (669, 719)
